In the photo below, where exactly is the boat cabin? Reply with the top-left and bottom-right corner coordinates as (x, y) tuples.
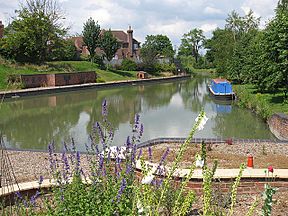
(210, 78), (233, 94)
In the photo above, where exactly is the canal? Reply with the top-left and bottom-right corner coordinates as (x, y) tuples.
(0, 74), (275, 151)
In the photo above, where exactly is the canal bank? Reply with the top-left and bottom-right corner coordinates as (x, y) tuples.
(0, 75), (190, 99)
(233, 85), (288, 141)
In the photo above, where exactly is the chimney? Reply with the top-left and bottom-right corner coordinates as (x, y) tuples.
(0, 21), (4, 38)
(127, 25), (134, 58)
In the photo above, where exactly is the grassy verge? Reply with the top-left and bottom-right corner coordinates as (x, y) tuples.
(0, 59), (138, 90)
(234, 84), (288, 120)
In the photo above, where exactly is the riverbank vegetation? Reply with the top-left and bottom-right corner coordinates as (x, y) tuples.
(204, 1), (288, 116)
(0, 58), (138, 90)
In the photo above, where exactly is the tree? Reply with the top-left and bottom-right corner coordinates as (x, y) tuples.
(140, 34), (174, 73)
(1, 0), (67, 63)
(82, 18), (101, 62)
(100, 29), (120, 68)
(205, 29), (234, 75)
(178, 29), (205, 63)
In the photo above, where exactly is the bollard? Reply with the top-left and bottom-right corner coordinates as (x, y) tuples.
(247, 155), (254, 168)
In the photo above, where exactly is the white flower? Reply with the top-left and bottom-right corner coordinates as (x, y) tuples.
(100, 146), (127, 159)
(195, 113), (208, 131)
(195, 154), (204, 168)
(141, 173), (154, 184)
(137, 200), (144, 214)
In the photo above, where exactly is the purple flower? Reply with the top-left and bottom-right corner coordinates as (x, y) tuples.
(137, 148), (143, 160)
(102, 99), (108, 116)
(139, 124), (144, 137)
(116, 178), (127, 202)
(30, 191), (40, 206)
(148, 147), (152, 162)
(39, 176), (44, 185)
(75, 151), (81, 174)
(48, 141), (56, 172)
(95, 122), (106, 147)
(126, 136), (131, 148)
(156, 148), (170, 175)
(134, 114), (140, 127)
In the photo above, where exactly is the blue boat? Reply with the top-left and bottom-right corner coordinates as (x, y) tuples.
(208, 78), (235, 100)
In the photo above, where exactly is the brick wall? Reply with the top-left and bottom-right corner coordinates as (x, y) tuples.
(54, 71), (96, 86)
(268, 113), (288, 141)
(20, 72), (96, 88)
(135, 170), (288, 195)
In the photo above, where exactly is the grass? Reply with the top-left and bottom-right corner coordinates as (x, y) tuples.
(234, 84), (288, 118)
(0, 59), (138, 90)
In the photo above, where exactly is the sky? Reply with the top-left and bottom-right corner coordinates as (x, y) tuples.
(0, 0), (278, 48)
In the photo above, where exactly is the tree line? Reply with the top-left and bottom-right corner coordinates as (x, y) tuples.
(205, 0), (288, 93)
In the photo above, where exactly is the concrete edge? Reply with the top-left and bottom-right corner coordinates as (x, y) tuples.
(0, 75), (191, 99)
(135, 160), (288, 179)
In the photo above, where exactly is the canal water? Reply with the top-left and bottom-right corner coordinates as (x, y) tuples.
(0, 75), (275, 151)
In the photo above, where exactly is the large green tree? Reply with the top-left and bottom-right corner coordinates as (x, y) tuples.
(178, 29), (205, 63)
(82, 17), (101, 61)
(100, 29), (120, 66)
(141, 35), (174, 59)
(140, 34), (174, 73)
(1, 0), (67, 63)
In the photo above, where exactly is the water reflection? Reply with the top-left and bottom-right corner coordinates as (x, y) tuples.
(0, 76), (275, 151)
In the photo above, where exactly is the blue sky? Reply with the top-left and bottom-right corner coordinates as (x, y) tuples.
(0, 0), (278, 47)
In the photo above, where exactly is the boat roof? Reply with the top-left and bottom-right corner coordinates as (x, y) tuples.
(212, 78), (230, 84)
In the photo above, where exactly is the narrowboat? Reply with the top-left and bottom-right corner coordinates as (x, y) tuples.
(208, 78), (235, 100)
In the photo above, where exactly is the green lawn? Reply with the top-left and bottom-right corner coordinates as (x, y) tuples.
(234, 84), (288, 118)
(0, 60), (138, 90)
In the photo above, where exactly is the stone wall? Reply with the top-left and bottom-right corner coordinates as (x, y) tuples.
(268, 113), (288, 141)
(20, 71), (96, 88)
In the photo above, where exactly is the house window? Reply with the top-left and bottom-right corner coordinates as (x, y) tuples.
(134, 43), (138, 49)
(122, 43), (128, 48)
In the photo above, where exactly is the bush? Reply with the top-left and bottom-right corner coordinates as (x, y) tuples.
(121, 59), (137, 71)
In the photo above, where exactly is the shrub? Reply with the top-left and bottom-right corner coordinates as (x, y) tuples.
(121, 59), (137, 71)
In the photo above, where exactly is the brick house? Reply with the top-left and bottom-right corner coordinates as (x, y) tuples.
(0, 21), (4, 38)
(72, 26), (140, 61)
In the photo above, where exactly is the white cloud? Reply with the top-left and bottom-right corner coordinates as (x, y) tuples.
(200, 23), (218, 32)
(241, 0), (278, 27)
(204, 6), (223, 15)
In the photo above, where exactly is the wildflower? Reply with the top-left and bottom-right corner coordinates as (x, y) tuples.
(116, 178), (127, 202)
(268, 165), (274, 173)
(102, 99), (108, 116)
(137, 200), (144, 214)
(148, 146), (152, 162)
(30, 191), (40, 206)
(141, 172), (155, 184)
(137, 148), (143, 160)
(195, 112), (208, 131)
(195, 154), (204, 168)
(39, 175), (44, 185)
(139, 124), (144, 137)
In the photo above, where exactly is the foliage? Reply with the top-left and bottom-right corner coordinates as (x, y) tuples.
(121, 58), (137, 71)
(262, 184), (277, 216)
(178, 28), (205, 63)
(82, 17), (101, 62)
(141, 34), (174, 74)
(234, 85), (272, 120)
(100, 29), (120, 65)
(206, 3), (287, 94)
(0, 0), (67, 64)
(48, 39), (78, 61)
(205, 29), (234, 76)
(142, 34), (174, 60)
